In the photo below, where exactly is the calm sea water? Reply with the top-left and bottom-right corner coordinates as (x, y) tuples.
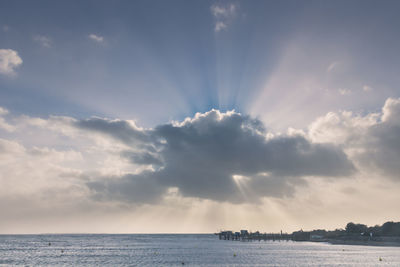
(0, 234), (399, 266)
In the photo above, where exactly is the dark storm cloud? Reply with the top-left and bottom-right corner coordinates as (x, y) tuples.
(80, 110), (355, 203)
(121, 150), (163, 167)
(75, 118), (151, 145)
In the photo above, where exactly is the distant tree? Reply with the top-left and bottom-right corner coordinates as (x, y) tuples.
(346, 222), (356, 233)
(290, 221), (400, 241)
(345, 222), (368, 234)
(325, 228), (345, 238)
(368, 225), (382, 236)
(382, 221), (400, 236)
(310, 229), (326, 235)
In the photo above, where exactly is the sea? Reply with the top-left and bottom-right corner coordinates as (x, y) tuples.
(0, 234), (400, 266)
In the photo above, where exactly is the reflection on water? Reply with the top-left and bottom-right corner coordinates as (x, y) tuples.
(0, 234), (399, 266)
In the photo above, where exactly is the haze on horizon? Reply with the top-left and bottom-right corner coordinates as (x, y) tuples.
(1, 0), (400, 234)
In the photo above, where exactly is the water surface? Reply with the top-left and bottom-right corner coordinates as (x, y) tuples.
(0, 234), (399, 266)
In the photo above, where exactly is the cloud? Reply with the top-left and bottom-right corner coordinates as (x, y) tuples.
(0, 107), (14, 132)
(0, 49), (23, 76)
(363, 98), (400, 178)
(121, 150), (163, 167)
(210, 3), (237, 32)
(309, 111), (377, 145)
(363, 85), (373, 92)
(215, 21), (227, 32)
(33, 35), (52, 48)
(2, 25), (9, 32)
(0, 107), (9, 116)
(309, 98), (400, 180)
(88, 34), (104, 43)
(211, 3), (236, 17)
(75, 117), (150, 145)
(1, 101), (400, 232)
(381, 98), (400, 124)
(338, 88), (351, 95)
(0, 136), (95, 232)
(327, 61), (339, 72)
(79, 110), (355, 204)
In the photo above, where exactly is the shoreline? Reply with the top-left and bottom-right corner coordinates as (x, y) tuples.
(324, 239), (400, 247)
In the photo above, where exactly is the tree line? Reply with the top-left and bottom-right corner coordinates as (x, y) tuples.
(344, 221), (400, 236)
(292, 221), (400, 241)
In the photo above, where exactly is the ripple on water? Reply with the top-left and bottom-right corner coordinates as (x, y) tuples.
(0, 235), (399, 266)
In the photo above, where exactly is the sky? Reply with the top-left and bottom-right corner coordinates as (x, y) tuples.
(1, 0), (400, 234)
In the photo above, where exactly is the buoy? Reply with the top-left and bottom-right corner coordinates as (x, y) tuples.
(61, 250), (64, 253)
(379, 257), (382, 261)
(233, 253), (237, 257)
(181, 261), (185, 265)
(48, 242), (51, 246)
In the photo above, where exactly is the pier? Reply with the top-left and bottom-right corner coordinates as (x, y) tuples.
(217, 230), (292, 241)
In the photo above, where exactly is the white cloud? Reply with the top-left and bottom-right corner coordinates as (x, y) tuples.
(0, 107), (14, 132)
(215, 21), (227, 32)
(308, 111), (378, 145)
(0, 118), (15, 132)
(381, 97), (400, 124)
(0, 107), (9, 116)
(2, 25), (9, 32)
(211, 3), (236, 17)
(0, 110), (141, 233)
(0, 49), (23, 76)
(309, 98), (400, 180)
(338, 88), (351, 95)
(88, 34), (104, 43)
(210, 3), (237, 32)
(363, 85), (373, 92)
(33, 35), (52, 48)
(327, 61), (339, 72)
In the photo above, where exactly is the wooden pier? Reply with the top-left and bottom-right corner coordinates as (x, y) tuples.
(217, 230), (292, 241)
